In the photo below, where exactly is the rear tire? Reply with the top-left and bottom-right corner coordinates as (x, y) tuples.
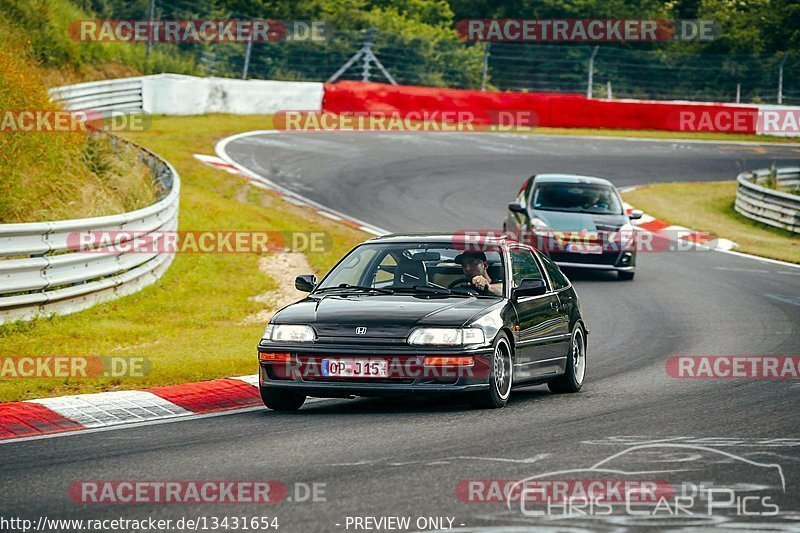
(548, 324), (586, 394)
(471, 332), (513, 409)
(618, 271), (635, 281)
(260, 386), (306, 411)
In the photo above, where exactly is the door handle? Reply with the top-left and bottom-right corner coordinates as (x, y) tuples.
(550, 301), (559, 310)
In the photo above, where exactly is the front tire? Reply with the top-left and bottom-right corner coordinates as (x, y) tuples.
(260, 386), (306, 411)
(471, 332), (513, 409)
(548, 324), (586, 394)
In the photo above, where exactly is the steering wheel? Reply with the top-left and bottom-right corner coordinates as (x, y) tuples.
(448, 277), (480, 295)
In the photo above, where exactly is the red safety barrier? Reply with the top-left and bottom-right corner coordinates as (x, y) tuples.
(322, 81), (757, 133)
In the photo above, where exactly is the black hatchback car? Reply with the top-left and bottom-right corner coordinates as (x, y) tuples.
(257, 234), (588, 410)
(504, 174), (642, 280)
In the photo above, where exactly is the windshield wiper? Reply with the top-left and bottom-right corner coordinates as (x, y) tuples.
(315, 283), (393, 295)
(391, 284), (473, 297)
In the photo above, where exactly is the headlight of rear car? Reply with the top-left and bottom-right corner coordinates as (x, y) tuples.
(531, 217), (550, 231)
(617, 223), (636, 249)
(407, 328), (485, 346)
(265, 324), (316, 343)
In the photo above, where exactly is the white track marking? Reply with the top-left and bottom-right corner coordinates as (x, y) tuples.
(30, 390), (190, 428)
(215, 130), (390, 237)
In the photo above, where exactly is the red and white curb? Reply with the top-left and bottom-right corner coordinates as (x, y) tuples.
(620, 193), (739, 252)
(0, 375), (266, 442)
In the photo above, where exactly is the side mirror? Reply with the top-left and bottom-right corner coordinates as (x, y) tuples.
(508, 202), (527, 214)
(629, 209), (643, 220)
(512, 278), (547, 299)
(295, 274), (317, 292)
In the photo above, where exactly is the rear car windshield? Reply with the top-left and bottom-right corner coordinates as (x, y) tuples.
(532, 183), (622, 215)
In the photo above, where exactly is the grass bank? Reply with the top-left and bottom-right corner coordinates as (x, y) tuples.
(0, 114), (367, 402)
(624, 181), (799, 263)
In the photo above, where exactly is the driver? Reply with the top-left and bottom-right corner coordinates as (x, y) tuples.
(583, 189), (611, 211)
(454, 251), (503, 296)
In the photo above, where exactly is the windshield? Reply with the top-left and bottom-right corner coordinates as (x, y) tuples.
(532, 182), (623, 215)
(316, 242), (506, 297)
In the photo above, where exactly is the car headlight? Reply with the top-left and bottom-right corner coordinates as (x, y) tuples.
(531, 217), (550, 231)
(408, 328), (485, 346)
(616, 223), (636, 250)
(266, 324), (316, 343)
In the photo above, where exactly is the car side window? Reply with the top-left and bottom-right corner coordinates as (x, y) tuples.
(539, 253), (571, 290)
(510, 249), (544, 287)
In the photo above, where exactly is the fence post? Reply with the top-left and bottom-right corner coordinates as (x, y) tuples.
(242, 38), (253, 80)
(361, 29), (375, 82)
(778, 53), (788, 104)
(146, 0), (155, 57)
(606, 81), (612, 99)
(587, 46), (599, 99)
(328, 28), (396, 85)
(481, 42), (491, 91)
(736, 83), (741, 103)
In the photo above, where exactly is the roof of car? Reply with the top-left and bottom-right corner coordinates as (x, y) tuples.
(366, 230), (514, 244)
(533, 173), (615, 187)
(368, 232), (506, 243)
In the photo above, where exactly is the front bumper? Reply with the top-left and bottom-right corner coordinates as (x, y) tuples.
(550, 250), (636, 271)
(257, 342), (493, 397)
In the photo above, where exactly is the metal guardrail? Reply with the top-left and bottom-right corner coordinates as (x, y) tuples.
(735, 167), (800, 233)
(49, 77), (145, 116)
(0, 137), (180, 324)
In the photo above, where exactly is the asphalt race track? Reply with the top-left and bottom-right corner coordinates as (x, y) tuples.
(2, 133), (800, 532)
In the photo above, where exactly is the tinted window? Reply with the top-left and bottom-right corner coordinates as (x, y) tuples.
(532, 182), (622, 215)
(317, 243), (506, 298)
(540, 253), (571, 290)
(510, 249), (544, 286)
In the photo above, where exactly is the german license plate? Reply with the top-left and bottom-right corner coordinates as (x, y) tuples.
(566, 243), (603, 254)
(321, 358), (389, 378)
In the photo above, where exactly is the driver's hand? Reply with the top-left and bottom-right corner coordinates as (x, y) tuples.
(470, 275), (488, 290)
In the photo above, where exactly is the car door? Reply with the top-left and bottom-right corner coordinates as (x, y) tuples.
(509, 247), (570, 381)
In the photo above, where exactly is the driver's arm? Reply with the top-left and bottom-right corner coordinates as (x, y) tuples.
(485, 282), (503, 296)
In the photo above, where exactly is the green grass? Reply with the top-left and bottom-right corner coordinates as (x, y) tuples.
(624, 181), (799, 263)
(0, 115), (367, 402)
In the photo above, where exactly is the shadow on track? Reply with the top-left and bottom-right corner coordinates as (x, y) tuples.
(559, 268), (622, 282)
(259, 387), (556, 416)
